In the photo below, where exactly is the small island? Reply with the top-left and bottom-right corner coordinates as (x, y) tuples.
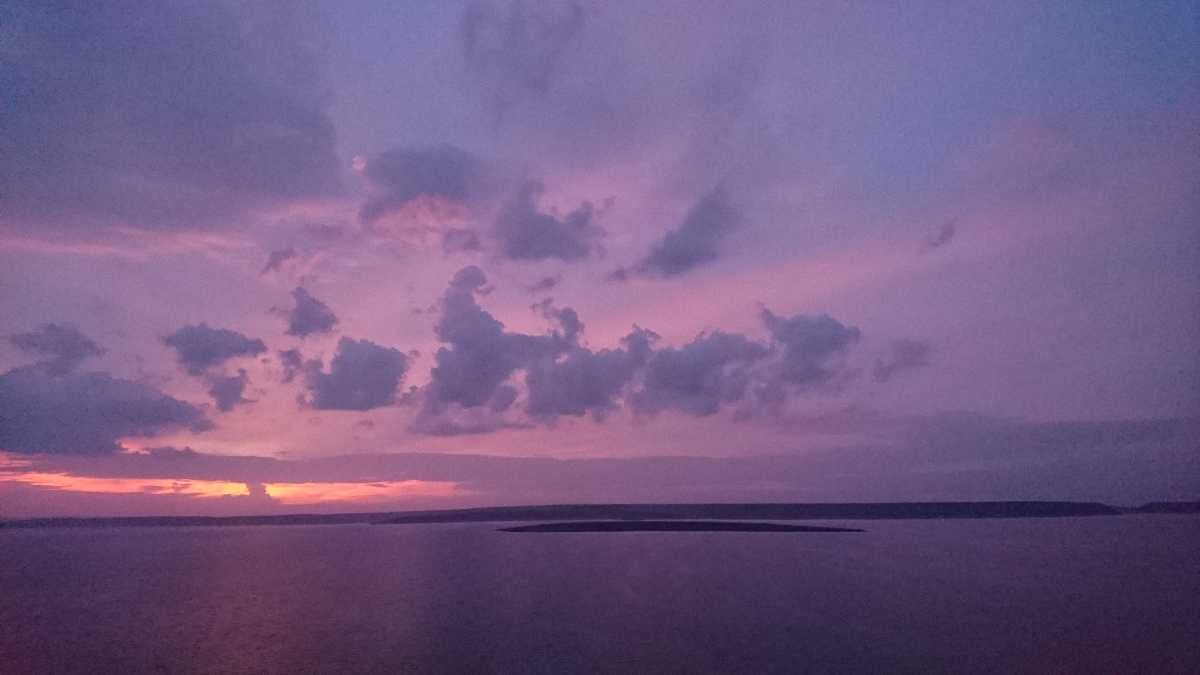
(499, 520), (865, 533)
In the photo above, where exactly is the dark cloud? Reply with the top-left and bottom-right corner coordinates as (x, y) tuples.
(493, 181), (603, 261)
(278, 349), (304, 383)
(526, 274), (561, 294)
(442, 228), (482, 255)
(417, 268), (866, 427)
(425, 266), (568, 412)
(761, 309), (861, 388)
(531, 298), (583, 345)
(261, 248), (297, 275)
(613, 186), (738, 280)
(0, 366), (208, 455)
(0, 0), (339, 231)
(874, 339), (932, 383)
(304, 337), (408, 411)
(9, 324), (105, 375)
(460, 0), (585, 113)
(285, 287), (338, 338)
(526, 327), (657, 420)
(489, 384), (519, 413)
(923, 220), (957, 251)
(207, 369), (250, 412)
(146, 446), (199, 459)
(162, 324), (267, 376)
(358, 145), (482, 224)
(632, 331), (768, 416)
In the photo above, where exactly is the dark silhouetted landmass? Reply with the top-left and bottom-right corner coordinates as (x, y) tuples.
(500, 520), (864, 533)
(0, 501), (1135, 529)
(379, 501), (1121, 524)
(1135, 501), (1200, 514)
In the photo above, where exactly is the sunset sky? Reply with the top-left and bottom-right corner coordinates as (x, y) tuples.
(2, 0), (1197, 517)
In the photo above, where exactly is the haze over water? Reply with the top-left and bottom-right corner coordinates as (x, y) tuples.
(3, 515), (1197, 674)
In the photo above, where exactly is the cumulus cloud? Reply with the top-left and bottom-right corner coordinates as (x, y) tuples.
(358, 145), (482, 224)
(285, 287), (338, 338)
(304, 337), (408, 411)
(278, 348), (305, 383)
(526, 327), (657, 420)
(531, 298), (583, 345)
(493, 181), (603, 261)
(0, 366), (208, 455)
(9, 324), (105, 375)
(460, 0), (585, 113)
(761, 309), (861, 388)
(426, 266), (568, 412)
(0, 0), (340, 231)
(613, 186), (738, 280)
(162, 324), (267, 376)
(416, 268), (868, 428)
(873, 339), (932, 382)
(207, 369), (250, 412)
(631, 331), (768, 416)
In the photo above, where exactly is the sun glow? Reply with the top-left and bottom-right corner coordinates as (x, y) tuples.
(3, 472), (250, 498)
(263, 480), (460, 505)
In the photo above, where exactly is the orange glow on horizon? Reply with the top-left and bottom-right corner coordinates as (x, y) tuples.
(1, 471), (462, 506)
(2, 472), (250, 498)
(264, 480), (460, 505)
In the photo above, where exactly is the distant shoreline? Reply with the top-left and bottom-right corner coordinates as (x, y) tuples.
(499, 521), (865, 533)
(3, 500), (1195, 529)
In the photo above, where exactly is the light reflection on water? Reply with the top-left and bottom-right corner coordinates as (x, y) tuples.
(1, 516), (1197, 674)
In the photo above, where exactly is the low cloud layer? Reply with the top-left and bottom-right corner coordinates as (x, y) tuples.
(4, 415), (1194, 515)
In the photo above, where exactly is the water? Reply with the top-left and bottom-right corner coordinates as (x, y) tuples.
(2, 515), (1197, 674)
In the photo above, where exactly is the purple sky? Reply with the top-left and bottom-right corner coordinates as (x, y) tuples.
(2, 0), (1197, 516)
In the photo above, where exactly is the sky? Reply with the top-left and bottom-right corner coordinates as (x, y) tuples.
(1, 0), (1197, 517)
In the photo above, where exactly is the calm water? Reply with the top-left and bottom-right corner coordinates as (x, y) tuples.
(1, 515), (1197, 674)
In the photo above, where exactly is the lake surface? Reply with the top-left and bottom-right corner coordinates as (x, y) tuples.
(2, 515), (1197, 674)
